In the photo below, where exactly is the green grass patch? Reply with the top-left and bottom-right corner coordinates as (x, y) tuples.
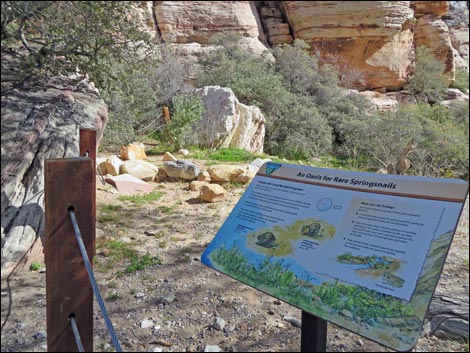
(96, 240), (162, 275)
(158, 205), (173, 213)
(106, 292), (120, 301)
(126, 253), (162, 273)
(209, 148), (254, 162)
(29, 262), (42, 271)
(102, 204), (123, 212)
(99, 204), (127, 224)
(118, 191), (163, 205)
(192, 147), (257, 162)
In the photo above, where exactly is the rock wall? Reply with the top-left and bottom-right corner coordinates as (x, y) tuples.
(414, 14), (456, 82)
(449, 27), (469, 69)
(154, 1), (267, 48)
(411, 1), (449, 17)
(147, 1), (468, 91)
(282, 1), (416, 91)
(1, 75), (107, 273)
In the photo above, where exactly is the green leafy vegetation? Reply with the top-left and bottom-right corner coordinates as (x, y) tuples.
(406, 46), (448, 103)
(160, 93), (205, 149)
(118, 191), (163, 206)
(340, 103), (469, 178)
(452, 67), (469, 93)
(125, 253), (162, 273)
(96, 239), (162, 276)
(210, 245), (414, 320)
(29, 262), (42, 271)
(205, 147), (256, 162)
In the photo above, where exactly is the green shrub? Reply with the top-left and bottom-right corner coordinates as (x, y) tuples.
(264, 94), (333, 159)
(161, 93), (205, 149)
(196, 36), (335, 160)
(29, 262), (42, 271)
(100, 57), (161, 149)
(340, 103), (469, 178)
(452, 67), (469, 93)
(406, 46), (448, 103)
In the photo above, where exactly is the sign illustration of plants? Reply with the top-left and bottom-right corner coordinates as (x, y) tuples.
(202, 162), (468, 351)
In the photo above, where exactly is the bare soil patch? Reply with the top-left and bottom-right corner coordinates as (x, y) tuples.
(2, 155), (468, 352)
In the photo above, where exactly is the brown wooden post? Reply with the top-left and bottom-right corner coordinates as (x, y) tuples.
(80, 127), (97, 194)
(79, 128), (97, 162)
(45, 157), (95, 352)
(163, 106), (171, 124)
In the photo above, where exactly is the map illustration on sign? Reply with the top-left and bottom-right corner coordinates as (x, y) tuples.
(201, 163), (468, 351)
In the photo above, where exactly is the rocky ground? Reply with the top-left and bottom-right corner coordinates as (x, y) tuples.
(1, 155), (469, 352)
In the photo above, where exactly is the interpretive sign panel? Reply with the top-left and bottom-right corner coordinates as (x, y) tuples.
(201, 162), (468, 351)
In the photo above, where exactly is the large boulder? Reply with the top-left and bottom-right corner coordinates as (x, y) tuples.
(195, 86), (265, 153)
(1, 75), (107, 273)
(162, 160), (200, 180)
(119, 160), (159, 181)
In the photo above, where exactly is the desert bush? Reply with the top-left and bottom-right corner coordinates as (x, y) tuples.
(100, 57), (161, 148)
(272, 40), (318, 95)
(151, 45), (188, 106)
(406, 46), (448, 103)
(160, 93), (205, 150)
(264, 94), (333, 160)
(197, 37), (336, 159)
(1, 2), (155, 86)
(341, 103), (469, 178)
(451, 67), (469, 93)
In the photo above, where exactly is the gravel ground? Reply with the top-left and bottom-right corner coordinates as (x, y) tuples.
(1, 162), (468, 352)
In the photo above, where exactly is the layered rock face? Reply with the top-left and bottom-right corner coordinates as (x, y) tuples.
(148, 1), (467, 91)
(1, 76), (107, 273)
(410, 1), (449, 17)
(154, 1), (267, 49)
(152, 1), (270, 82)
(450, 27), (469, 69)
(414, 14), (456, 82)
(283, 1), (416, 90)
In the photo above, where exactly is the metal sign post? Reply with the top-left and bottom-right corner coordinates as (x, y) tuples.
(301, 311), (327, 352)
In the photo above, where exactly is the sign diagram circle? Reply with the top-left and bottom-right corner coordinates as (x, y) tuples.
(316, 198), (333, 211)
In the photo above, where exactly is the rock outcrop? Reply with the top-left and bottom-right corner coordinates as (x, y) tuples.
(154, 1), (267, 49)
(410, 1), (449, 18)
(195, 86), (265, 154)
(1, 75), (107, 273)
(283, 1), (416, 91)
(133, 1), (469, 91)
(449, 27), (469, 70)
(414, 15), (455, 83)
(142, 1), (468, 91)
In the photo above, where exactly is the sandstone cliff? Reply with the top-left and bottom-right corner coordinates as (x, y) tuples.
(145, 1), (469, 91)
